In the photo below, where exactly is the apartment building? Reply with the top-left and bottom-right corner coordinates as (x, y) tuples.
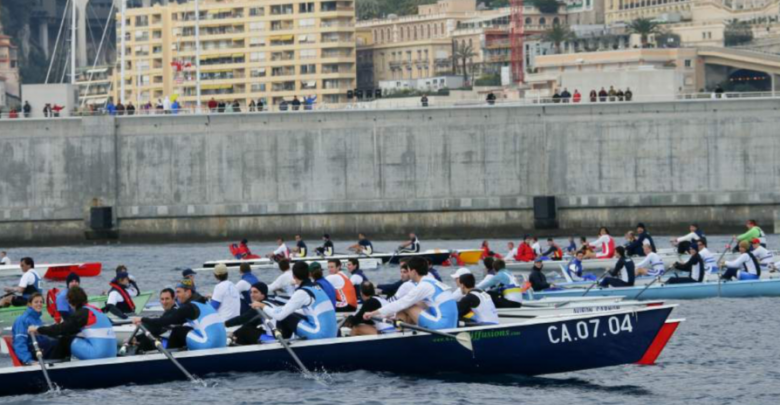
(113, 0), (356, 108)
(604, 0), (693, 25)
(0, 28), (20, 107)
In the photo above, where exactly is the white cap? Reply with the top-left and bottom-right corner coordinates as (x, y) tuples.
(450, 267), (472, 279)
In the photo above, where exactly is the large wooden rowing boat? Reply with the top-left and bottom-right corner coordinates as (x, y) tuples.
(526, 278), (780, 300)
(202, 249), (454, 270)
(0, 291), (153, 326)
(0, 263), (102, 280)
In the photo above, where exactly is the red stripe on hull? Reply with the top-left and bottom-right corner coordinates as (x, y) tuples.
(636, 320), (681, 365)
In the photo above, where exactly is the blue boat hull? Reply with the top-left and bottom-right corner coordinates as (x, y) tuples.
(529, 279), (780, 300)
(0, 306), (676, 397)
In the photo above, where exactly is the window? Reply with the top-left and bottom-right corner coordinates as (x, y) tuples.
(249, 22), (266, 31)
(251, 68), (267, 77)
(299, 34), (316, 44)
(300, 49), (317, 59)
(250, 52), (266, 62)
(300, 64), (317, 74)
(539, 18), (546, 26)
(251, 83), (267, 92)
(250, 37), (265, 47)
(684, 59), (692, 68)
(299, 18), (316, 28)
(249, 7), (264, 16)
(299, 2), (315, 13)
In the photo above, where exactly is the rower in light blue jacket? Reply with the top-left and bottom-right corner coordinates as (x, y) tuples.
(476, 260), (523, 304)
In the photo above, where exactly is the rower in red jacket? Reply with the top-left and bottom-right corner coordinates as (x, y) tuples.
(514, 235), (536, 262)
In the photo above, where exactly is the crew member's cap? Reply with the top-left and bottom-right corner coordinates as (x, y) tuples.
(182, 268), (196, 277)
(66, 272), (81, 285)
(642, 239), (652, 246)
(309, 262), (322, 272)
(323, 233), (330, 239)
(534, 257), (544, 263)
(450, 267), (472, 279)
(251, 281), (269, 297)
(115, 271), (129, 280)
(177, 278), (195, 290)
(752, 238), (761, 244)
(213, 263), (229, 276)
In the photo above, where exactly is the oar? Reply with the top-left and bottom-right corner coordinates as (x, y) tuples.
(633, 275), (662, 300)
(30, 332), (55, 392)
(254, 309), (311, 376)
(374, 317), (473, 352)
(384, 250), (400, 267)
(137, 324), (205, 386)
(580, 270), (610, 297)
(118, 325), (141, 356)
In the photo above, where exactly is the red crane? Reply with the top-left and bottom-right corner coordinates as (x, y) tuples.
(509, 0), (525, 83)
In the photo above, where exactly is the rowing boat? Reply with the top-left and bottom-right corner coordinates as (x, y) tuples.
(0, 305), (680, 396)
(202, 249), (453, 270)
(0, 263), (102, 280)
(455, 249), (483, 265)
(0, 291), (153, 325)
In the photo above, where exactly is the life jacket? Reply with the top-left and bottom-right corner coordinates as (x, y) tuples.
(333, 272), (358, 309)
(744, 252), (761, 277)
(567, 259), (584, 280)
(551, 246), (563, 260)
(297, 285), (338, 339)
(108, 282), (136, 313)
(185, 301), (227, 350)
(46, 288), (61, 324)
(514, 243), (535, 262)
(21, 271), (41, 299)
(72, 305), (117, 360)
(462, 289), (499, 325)
(419, 278), (458, 329)
(596, 236), (615, 259)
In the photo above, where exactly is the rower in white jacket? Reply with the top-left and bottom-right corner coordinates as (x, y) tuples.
(635, 243), (666, 277)
(720, 241), (761, 281)
(751, 238), (774, 272)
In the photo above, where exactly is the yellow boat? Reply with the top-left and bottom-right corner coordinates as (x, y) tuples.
(456, 249), (483, 265)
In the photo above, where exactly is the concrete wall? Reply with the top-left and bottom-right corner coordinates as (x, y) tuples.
(1, 98), (779, 245)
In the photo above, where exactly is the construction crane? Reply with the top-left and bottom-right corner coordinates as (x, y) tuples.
(509, 0), (524, 84)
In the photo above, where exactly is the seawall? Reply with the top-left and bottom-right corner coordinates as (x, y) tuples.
(0, 98), (778, 245)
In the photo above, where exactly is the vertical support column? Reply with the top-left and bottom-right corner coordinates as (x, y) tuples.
(120, 0), (127, 104)
(76, 0), (89, 68)
(195, 0), (202, 111)
(39, 22), (50, 60)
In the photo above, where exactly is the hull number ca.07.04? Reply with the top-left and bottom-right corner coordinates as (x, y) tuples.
(547, 314), (634, 344)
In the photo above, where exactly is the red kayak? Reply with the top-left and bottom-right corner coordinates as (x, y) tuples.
(0, 263), (102, 280)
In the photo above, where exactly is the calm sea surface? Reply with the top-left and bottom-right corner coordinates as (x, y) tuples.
(1, 235), (778, 404)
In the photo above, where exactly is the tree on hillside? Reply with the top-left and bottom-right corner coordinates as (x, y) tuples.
(544, 24), (574, 54)
(724, 19), (753, 47)
(627, 18), (661, 48)
(453, 41), (477, 85)
(530, 0), (561, 14)
(356, 0), (382, 20)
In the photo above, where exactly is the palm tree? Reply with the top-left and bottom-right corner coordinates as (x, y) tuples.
(627, 18), (661, 48)
(544, 24), (574, 54)
(453, 42), (477, 84)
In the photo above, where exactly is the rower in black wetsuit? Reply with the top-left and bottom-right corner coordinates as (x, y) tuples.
(600, 246), (636, 287)
(294, 234), (308, 257)
(528, 259), (553, 291)
(315, 234), (334, 257)
(668, 243), (706, 284)
(226, 282), (278, 345)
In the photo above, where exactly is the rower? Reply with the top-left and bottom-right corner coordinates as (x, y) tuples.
(236, 263), (260, 314)
(1, 257), (40, 308)
(398, 232), (421, 253)
(566, 250), (596, 281)
(565, 237), (577, 255)
(600, 246), (636, 287)
(233, 239), (252, 259)
(293, 234), (308, 258)
(136, 288), (179, 353)
(315, 234), (335, 257)
(750, 238), (774, 272)
(33, 286), (117, 360)
(450, 267), (472, 301)
(531, 237), (543, 257)
(348, 233), (374, 255)
(325, 259), (358, 312)
(56, 273), (81, 321)
(424, 257), (443, 282)
(476, 257), (496, 288)
(539, 238), (564, 261)
(721, 241), (761, 281)
(0, 251), (10, 265)
(623, 231), (642, 256)
(626, 223), (656, 256)
(378, 261), (414, 302)
(587, 227), (615, 259)
(102, 271), (138, 319)
(268, 259), (296, 297)
(343, 282), (395, 336)
(13, 293), (59, 365)
(457, 274), (499, 326)
(528, 259), (554, 292)
(226, 282), (277, 345)
(697, 238), (718, 274)
(668, 243), (705, 284)
(364, 257), (458, 330)
(671, 223), (705, 254)
(735, 219), (767, 248)
(181, 268), (208, 304)
(477, 259), (523, 307)
(256, 263), (338, 340)
(209, 264), (241, 322)
(115, 265), (140, 294)
(133, 279), (227, 351)
(579, 236), (594, 257)
(635, 243), (666, 277)
(347, 258), (369, 290)
(309, 262), (337, 308)
(504, 242), (517, 261)
(514, 235), (535, 262)
(480, 240), (498, 260)
(267, 238), (291, 262)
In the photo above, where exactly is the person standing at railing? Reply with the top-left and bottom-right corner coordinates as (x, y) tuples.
(560, 88), (571, 103)
(291, 96), (301, 111)
(608, 86), (617, 102)
(486, 92), (496, 105)
(617, 88), (625, 101)
(127, 102), (136, 116)
(421, 94), (429, 107)
(304, 95), (317, 110)
(249, 100), (256, 112)
(208, 98), (217, 113)
(598, 87), (607, 102)
(22, 101), (31, 118)
(257, 99), (265, 112)
(116, 102), (125, 116)
(171, 99), (181, 115)
(625, 88), (633, 101)
(589, 89), (597, 102)
(232, 100), (241, 113)
(106, 100), (116, 116)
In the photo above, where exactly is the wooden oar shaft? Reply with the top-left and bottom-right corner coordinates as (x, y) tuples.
(138, 324), (203, 385)
(255, 309), (310, 375)
(30, 333), (55, 392)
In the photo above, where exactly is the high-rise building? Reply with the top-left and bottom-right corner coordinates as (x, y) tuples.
(113, 0), (356, 109)
(0, 17), (21, 108)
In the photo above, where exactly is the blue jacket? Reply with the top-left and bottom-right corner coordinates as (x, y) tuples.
(12, 307), (44, 365)
(316, 278), (338, 308)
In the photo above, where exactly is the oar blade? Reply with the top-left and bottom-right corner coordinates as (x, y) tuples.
(455, 332), (473, 352)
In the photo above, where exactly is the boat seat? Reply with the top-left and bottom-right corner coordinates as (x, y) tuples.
(2, 336), (23, 367)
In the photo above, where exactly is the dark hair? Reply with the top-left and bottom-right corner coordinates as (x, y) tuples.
(328, 259), (341, 267)
(698, 237), (708, 247)
(278, 259), (291, 271)
(361, 281), (376, 297)
(292, 261), (310, 281)
(547, 237), (554, 242)
(748, 219), (757, 226)
(493, 259), (506, 271)
(160, 288), (175, 299)
(459, 273), (476, 289)
(615, 246), (626, 258)
(239, 263), (251, 274)
(67, 286), (88, 309)
(310, 266), (324, 280)
(115, 265), (127, 274)
(21, 257), (34, 268)
(482, 257), (495, 271)
(27, 292), (43, 305)
(599, 227), (610, 235)
(407, 257), (428, 276)
(348, 258), (359, 269)
(579, 236), (587, 242)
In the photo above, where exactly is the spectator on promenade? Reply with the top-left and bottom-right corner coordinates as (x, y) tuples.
(249, 100), (256, 112)
(43, 103), (52, 118)
(208, 98), (217, 112)
(608, 86), (617, 102)
(714, 85), (724, 99)
(304, 95), (317, 111)
(617, 88), (625, 101)
(163, 97), (171, 114)
(560, 88), (572, 103)
(257, 99), (265, 112)
(589, 89), (597, 102)
(127, 102), (136, 116)
(573, 89), (582, 103)
(51, 105), (63, 117)
(552, 90), (561, 103)
(8, 109), (18, 119)
(116, 102), (126, 116)
(217, 101), (226, 113)
(155, 99), (164, 114)
(421, 94), (429, 107)
(625, 87), (633, 101)
(291, 96), (301, 111)
(22, 101), (31, 118)
(279, 99), (289, 111)
(171, 99), (181, 114)
(224, 101), (233, 113)
(232, 100), (241, 113)
(486, 92), (497, 105)
(598, 87), (607, 102)
(107, 100), (117, 116)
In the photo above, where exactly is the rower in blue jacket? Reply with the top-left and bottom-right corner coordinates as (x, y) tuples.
(55, 273), (81, 321)
(476, 259), (523, 307)
(12, 293), (57, 365)
(236, 263), (260, 314)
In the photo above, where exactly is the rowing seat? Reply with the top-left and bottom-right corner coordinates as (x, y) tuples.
(2, 336), (23, 367)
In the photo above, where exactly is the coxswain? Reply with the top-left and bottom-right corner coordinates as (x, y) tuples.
(476, 259), (523, 307)
(587, 227), (615, 259)
(0, 251), (10, 265)
(635, 243), (666, 277)
(256, 263), (338, 340)
(398, 232), (421, 253)
(668, 243), (705, 284)
(325, 259), (358, 312)
(364, 257), (457, 330)
(55, 273), (81, 321)
(309, 262), (337, 308)
(346, 258), (369, 299)
(626, 223), (656, 256)
(293, 234), (308, 258)
(226, 282), (278, 345)
(236, 263), (260, 314)
(377, 260), (414, 302)
(133, 279), (227, 350)
(315, 234), (335, 257)
(268, 259), (296, 297)
(721, 241), (761, 281)
(209, 264), (241, 322)
(735, 219), (767, 248)
(348, 233), (374, 255)
(565, 237), (577, 255)
(13, 293), (58, 365)
(181, 268), (208, 304)
(600, 246), (636, 287)
(267, 238), (291, 262)
(343, 282), (395, 336)
(539, 238), (564, 261)
(457, 273), (499, 326)
(1, 257), (41, 308)
(33, 286), (117, 360)
(514, 235), (535, 262)
(750, 238), (775, 272)
(504, 242), (518, 261)
(528, 259), (554, 291)
(671, 223), (705, 254)
(102, 271), (138, 319)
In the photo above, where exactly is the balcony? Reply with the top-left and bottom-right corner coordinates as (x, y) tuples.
(485, 40), (510, 49)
